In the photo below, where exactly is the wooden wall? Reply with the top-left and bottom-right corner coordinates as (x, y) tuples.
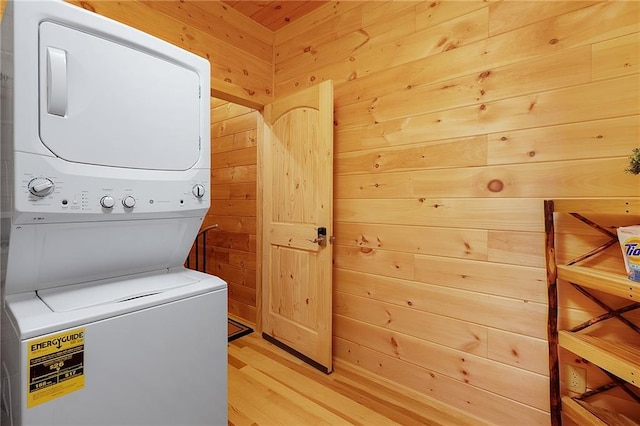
(207, 99), (259, 324)
(67, 0), (273, 108)
(274, 1), (639, 424)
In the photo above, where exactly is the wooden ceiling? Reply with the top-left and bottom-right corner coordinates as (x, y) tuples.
(222, 1), (328, 31)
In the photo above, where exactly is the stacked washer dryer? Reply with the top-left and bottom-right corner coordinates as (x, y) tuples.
(0, 0), (227, 424)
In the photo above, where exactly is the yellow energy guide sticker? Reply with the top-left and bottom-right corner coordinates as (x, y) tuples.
(27, 328), (85, 408)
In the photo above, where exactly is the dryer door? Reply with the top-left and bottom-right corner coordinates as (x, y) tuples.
(39, 22), (201, 171)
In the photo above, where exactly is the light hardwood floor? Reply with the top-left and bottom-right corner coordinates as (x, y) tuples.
(228, 333), (489, 425)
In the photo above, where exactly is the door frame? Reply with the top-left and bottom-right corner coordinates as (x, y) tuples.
(255, 112), (265, 333)
(209, 89), (265, 332)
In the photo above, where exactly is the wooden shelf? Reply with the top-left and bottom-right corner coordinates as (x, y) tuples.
(552, 198), (640, 215)
(545, 199), (640, 425)
(558, 331), (640, 387)
(557, 265), (639, 302)
(561, 396), (638, 426)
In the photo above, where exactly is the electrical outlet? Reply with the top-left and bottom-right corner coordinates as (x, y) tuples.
(566, 364), (587, 394)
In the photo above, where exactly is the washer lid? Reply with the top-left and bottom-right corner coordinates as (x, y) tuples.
(37, 273), (198, 312)
(6, 270), (226, 339)
(39, 21), (202, 170)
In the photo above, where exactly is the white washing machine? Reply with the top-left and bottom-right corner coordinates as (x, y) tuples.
(3, 269), (227, 425)
(0, 1), (227, 424)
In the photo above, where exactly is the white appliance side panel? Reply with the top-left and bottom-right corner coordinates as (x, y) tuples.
(4, 218), (201, 295)
(15, 288), (227, 426)
(38, 21), (201, 171)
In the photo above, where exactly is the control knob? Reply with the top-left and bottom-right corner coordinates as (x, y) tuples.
(192, 184), (205, 198)
(100, 196), (115, 209)
(122, 196), (136, 208)
(28, 178), (55, 197)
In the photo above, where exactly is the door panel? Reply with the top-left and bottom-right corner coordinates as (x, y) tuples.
(39, 21), (201, 170)
(270, 223), (320, 252)
(262, 81), (333, 372)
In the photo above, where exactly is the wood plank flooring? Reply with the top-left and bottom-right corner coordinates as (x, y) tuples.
(228, 334), (489, 425)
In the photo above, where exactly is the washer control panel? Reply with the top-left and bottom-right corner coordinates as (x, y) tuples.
(19, 176), (207, 212)
(14, 155), (209, 224)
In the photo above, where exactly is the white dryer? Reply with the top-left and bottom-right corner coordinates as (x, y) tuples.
(0, 0), (227, 424)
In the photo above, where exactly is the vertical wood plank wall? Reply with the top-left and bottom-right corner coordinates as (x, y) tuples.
(207, 99), (259, 323)
(274, 1), (639, 424)
(66, 0), (273, 107)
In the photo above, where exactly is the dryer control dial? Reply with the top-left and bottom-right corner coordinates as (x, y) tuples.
(122, 196), (136, 209)
(28, 178), (55, 197)
(192, 184), (205, 198)
(100, 196), (115, 209)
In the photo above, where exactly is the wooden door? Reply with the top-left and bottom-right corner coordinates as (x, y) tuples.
(261, 80), (333, 373)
